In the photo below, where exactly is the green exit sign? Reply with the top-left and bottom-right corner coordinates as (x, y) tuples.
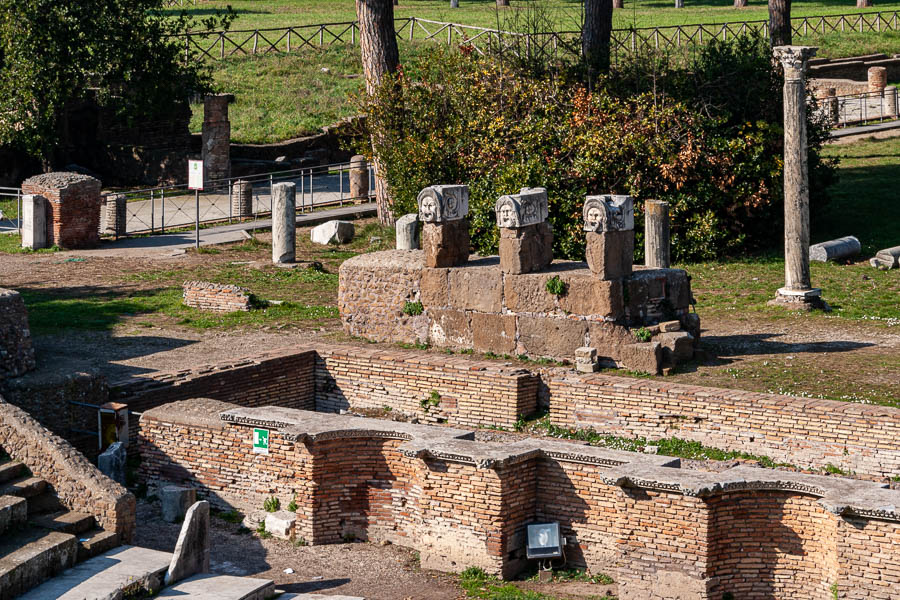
(253, 428), (269, 455)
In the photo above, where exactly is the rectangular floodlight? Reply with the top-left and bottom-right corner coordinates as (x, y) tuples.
(526, 522), (562, 559)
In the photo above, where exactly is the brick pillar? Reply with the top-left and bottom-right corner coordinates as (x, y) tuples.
(202, 94), (234, 184)
(868, 66), (887, 92)
(21, 172), (102, 249)
(583, 194), (634, 280)
(102, 194), (127, 237)
(495, 187), (553, 275)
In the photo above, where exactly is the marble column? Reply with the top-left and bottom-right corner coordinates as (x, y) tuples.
(272, 182), (296, 264)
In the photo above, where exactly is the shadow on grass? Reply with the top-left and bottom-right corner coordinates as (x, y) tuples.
(700, 332), (873, 356)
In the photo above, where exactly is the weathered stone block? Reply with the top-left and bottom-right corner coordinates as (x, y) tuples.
(588, 321), (636, 363)
(618, 342), (663, 375)
(516, 316), (586, 359)
(423, 220), (470, 268)
(575, 346), (598, 373)
(558, 277), (624, 319)
(21, 195), (48, 250)
(503, 271), (556, 314)
(395, 214), (419, 250)
(418, 185), (469, 222)
(420, 267), (449, 307)
(498, 222), (553, 274)
(471, 312), (517, 354)
(585, 230), (633, 280)
(583, 194), (634, 232)
(681, 313), (701, 342)
(165, 500), (210, 585)
(658, 331), (695, 365)
(428, 309), (472, 349)
(495, 187), (548, 228)
(161, 486), (197, 523)
(265, 510), (296, 540)
(448, 263), (501, 313)
(311, 220), (354, 245)
(98, 442), (127, 485)
(660, 320), (681, 332)
(870, 245), (900, 269)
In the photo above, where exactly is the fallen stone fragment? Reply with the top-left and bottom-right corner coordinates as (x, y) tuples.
(809, 236), (860, 262)
(311, 220), (355, 245)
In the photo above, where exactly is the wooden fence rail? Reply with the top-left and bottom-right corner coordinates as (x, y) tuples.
(174, 10), (900, 64)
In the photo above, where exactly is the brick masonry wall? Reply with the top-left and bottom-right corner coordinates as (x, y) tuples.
(315, 345), (539, 429)
(549, 372), (900, 479)
(0, 289), (36, 380)
(809, 54), (900, 82)
(0, 396), (135, 542)
(339, 250), (696, 374)
(137, 404), (900, 599)
(21, 172), (102, 249)
(182, 281), (252, 312)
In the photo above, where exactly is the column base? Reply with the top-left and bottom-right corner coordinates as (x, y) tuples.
(767, 287), (831, 312)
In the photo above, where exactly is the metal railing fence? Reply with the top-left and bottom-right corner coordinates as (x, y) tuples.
(174, 10), (900, 64)
(821, 87), (900, 127)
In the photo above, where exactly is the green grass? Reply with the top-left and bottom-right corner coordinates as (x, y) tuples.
(0, 234), (62, 254)
(171, 0), (900, 32)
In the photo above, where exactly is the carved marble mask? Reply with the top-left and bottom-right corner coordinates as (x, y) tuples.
(420, 195), (438, 223)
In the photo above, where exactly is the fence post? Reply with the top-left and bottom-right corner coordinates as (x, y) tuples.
(17, 190), (22, 235)
(150, 189), (155, 233)
(161, 189), (165, 234)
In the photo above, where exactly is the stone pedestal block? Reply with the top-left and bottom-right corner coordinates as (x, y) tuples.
(423, 219), (469, 268)
(165, 500), (210, 586)
(231, 180), (253, 219)
(499, 222), (553, 274)
(98, 442), (127, 485)
(21, 195), (47, 250)
(161, 486), (197, 523)
(658, 331), (695, 366)
(21, 172), (102, 249)
(349, 155), (369, 203)
(395, 214), (419, 250)
(102, 195), (127, 237)
(575, 346), (599, 373)
(586, 230), (633, 280)
(265, 511), (297, 540)
(619, 342), (662, 375)
(272, 182), (296, 264)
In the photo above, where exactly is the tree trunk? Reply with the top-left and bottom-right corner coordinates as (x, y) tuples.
(734, 0), (748, 7)
(497, 0), (510, 6)
(857, 0), (873, 7)
(613, 0), (624, 8)
(768, 0), (792, 47)
(583, 0), (614, 74)
(674, 0), (684, 7)
(357, 0), (400, 224)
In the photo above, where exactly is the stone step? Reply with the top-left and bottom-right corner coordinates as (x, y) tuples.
(25, 490), (63, 515)
(76, 528), (120, 563)
(0, 528), (78, 600)
(17, 545), (173, 600)
(30, 510), (95, 535)
(276, 594), (366, 600)
(157, 574), (275, 600)
(0, 476), (46, 500)
(0, 461), (25, 484)
(0, 495), (28, 537)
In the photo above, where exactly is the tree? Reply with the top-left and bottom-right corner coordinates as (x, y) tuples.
(768, 0), (792, 46)
(357, 0), (400, 224)
(583, 0), (614, 74)
(857, 0), (873, 7)
(0, 0), (231, 164)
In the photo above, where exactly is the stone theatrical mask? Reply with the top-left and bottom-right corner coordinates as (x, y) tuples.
(583, 195), (634, 232)
(494, 187), (548, 229)
(417, 185), (469, 223)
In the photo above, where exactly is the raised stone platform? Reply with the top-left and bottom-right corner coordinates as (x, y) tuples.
(139, 403), (900, 598)
(338, 251), (697, 374)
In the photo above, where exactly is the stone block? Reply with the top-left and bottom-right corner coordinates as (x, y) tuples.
(583, 195), (634, 232)
(395, 214), (419, 250)
(230, 180), (253, 219)
(428, 309), (472, 349)
(558, 277), (624, 319)
(165, 500), (210, 586)
(588, 321), (636, 363)
(495, 187), (548, 228)
(265, 510), (296, 541)
(420, 267), (449, 307)
(418, 185), (469, 222)
(311, 220), (355, 245)
(448, 264), (501, 313)
(101, 194), (127, 237)
(575, 346), (598, 373)
(98, 442), (127, 485)
(503, 271), (556, 314)
(161, 486), (197, 523)
(660, 320), (681, 332)
(619, 342), (663, 375)
(21, 195), (48, 250)
(498, 222), (553, 274)
(658, 331), (695, 365)
(423, 220), (470, 268)
(349, 155), (369, 202)
(516, 316), (586, 359)
(680, 313), (701, 342)
(471, 312), (517, 354)
(585, 230), (633, 280)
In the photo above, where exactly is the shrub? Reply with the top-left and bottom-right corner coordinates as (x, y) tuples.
(364, 37), (835, 262)
(634, 327), (652, 342)
(263, 496), (280, 513)
(545, 275), (567, 297)
(402, 300), (424, 316)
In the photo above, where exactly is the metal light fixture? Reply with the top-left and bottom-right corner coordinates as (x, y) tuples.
(526, 522), (563, 560)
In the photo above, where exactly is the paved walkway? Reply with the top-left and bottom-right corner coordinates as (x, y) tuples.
(64, 203), (377, 258)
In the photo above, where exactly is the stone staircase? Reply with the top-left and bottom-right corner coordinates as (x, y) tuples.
(0, 454), (120, 599)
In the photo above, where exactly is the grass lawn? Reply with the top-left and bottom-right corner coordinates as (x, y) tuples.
(170, 0), (900, 32)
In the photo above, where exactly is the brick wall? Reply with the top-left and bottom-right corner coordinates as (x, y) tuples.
(182, 281), (252, 312)
(809, 54), (900, 82)
(0, 396), (135, 542)
(549, 372), (900, 479)
(21, 172), (102, 249)
(315, 345), (539, 429)
(0, 289), (35, 380)
(137, 405), (900, 599)
(339, 250), (697, 374)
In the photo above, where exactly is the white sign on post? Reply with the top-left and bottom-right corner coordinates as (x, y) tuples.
(188, 159), (204, 190)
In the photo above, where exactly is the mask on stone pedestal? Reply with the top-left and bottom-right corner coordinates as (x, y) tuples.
(583, 195), (634, 232)
(495, 187), (549, 229)
(417, 185), (469, 223)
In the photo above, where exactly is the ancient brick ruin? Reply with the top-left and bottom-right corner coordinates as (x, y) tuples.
(138, 401), (900, 599)
(0, 289), (35, 380)
(21, 172), (103, 249)
(340, 188), (696, 374)
(182, 281), (253, 312)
